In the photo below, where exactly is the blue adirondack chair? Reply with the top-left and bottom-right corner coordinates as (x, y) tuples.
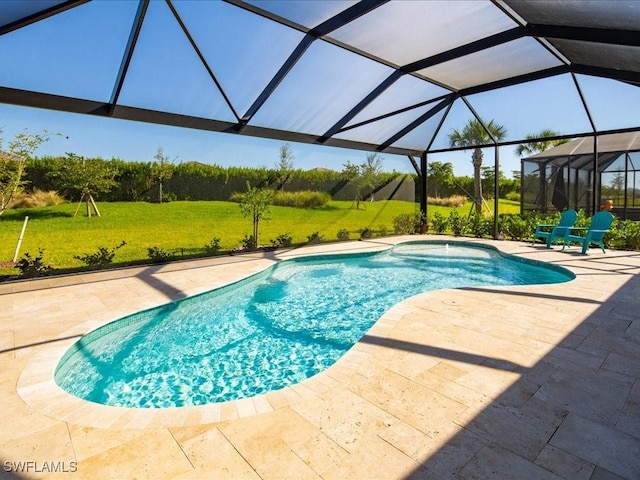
(532, 209), (578, 248)
(562, 210), (614, 254)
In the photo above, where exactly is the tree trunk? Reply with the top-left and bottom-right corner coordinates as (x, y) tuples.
(472, 148), (483, 214)
(253, 216), (259, 249)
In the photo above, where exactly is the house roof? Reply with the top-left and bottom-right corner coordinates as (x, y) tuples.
(523, 131), (640, 172)
(526, 131), (640, 161)
(1, 0), (639, 160)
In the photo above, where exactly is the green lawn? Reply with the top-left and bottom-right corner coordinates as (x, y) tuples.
(0, 199), (519, 277)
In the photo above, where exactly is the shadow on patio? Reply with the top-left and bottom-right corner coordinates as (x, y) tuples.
(388, 259), (640, 479)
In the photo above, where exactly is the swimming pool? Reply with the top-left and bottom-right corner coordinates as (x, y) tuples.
(55, 242), (573, 408)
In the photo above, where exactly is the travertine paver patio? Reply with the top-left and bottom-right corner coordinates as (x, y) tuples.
(1, 235), (639, 479)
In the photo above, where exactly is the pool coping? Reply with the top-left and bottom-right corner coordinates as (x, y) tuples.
(4, 234), (640, 479)
(17, 236), (573, 430)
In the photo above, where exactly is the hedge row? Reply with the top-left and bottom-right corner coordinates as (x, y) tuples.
(24, 156), (414, 203)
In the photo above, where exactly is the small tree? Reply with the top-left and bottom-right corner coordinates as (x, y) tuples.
(480, 165), (506, 199)
(238, 182), (274, 249)
(0, 129), (52, 216)
(362, 152), (383, 201)
(342, 152), (383, 209)
(274, 143), (295, 190)
(448, 118), (507, 214)
(49, 153), (118, 217)
(151, 147), (174, 203)
(341, 161), (362, 209)
(427, 161), (454, 198)
(610, 172), (625, 204)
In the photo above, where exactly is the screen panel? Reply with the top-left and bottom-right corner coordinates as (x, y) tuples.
(330, 0), (518, 66)
(118, 1), (236, 121)
(249, 40), (393, 135)
(0, 1), (138, 101)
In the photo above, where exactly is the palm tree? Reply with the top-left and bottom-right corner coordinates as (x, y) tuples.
(515, 129), (569, 157)
(448, 118), (507, 213)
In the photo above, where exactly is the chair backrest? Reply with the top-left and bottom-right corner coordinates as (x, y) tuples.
(558, 209), (578, 227)
(552, 209), (578, 237)
(588, 211), (614, 240)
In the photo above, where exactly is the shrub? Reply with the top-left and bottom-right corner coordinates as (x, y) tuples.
(468, 212), (492, 238)
(359, 227), (372, 239)
(9, 189), (66, 209)
(271, 233), (293, 248)
(600, 217), (618, 248)
(621, 221), (640, 250)
(307, 232), (324, 244)
(337, 229), (350, 241)
(74, 241), (126, 267)
(393, 213), (420, 234)
(499, 214), (535, 241)
(203, 237), (221, 255)
(162, 191), (177, 203)
(240, 234), (256, 250)
(430, 212), (448, 234)
(228, 191), (244, 202)
(505, 191), (520, 202)
(16, 249), (52, 277)
(272, 190), (331, 208)
(448, 209), (467, 236)
(378, 224), (388, 237)
(147, 246), (172, 263)
(604, 217), (634, 249)
(573, 209), (589, 228)
(427, 195), (466, 207)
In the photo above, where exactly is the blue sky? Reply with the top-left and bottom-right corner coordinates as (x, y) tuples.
(1, 1), (639, 179)
(0, 102), (528, 178)
(0, 102), (428, 174)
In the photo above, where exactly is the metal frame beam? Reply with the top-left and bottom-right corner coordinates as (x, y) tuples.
(407, 154), (421, 177)
(109, 0), (149, 116)
(309, 0), (390, 37)
(494, 146), (500, 238)
(527, 24), (640, 48)
(239, 34), (314, 126)
(1, 0), (639, 169)
(427, 126), (640, 154)
(420, 152), (428, 230)
(0, 0), (89, 36)
(571, 64), (640, 86)
(402, 27), (526, 73)
(335, 93), (452, 135)
(319, 28), (525, 144)
(319, 71), (404, 142)
(458, 65), (569, 97)
(237, 0), (389, 129)
(167, 0), (240, 122)
(377, 95), (455, 151)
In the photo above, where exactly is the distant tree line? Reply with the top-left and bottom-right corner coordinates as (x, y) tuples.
(22, 156), (520, 204)
(23, 156), (405, 203)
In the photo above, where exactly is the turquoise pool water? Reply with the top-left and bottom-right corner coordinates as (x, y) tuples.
(55, 242), (573, 408)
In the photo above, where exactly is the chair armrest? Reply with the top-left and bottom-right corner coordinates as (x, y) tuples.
(535, 224), (556, 228)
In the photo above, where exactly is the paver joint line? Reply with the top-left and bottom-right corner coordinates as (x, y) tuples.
(1, 237), (639, 479)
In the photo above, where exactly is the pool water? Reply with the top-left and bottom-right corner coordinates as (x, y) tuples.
(55, 242), (573, 408)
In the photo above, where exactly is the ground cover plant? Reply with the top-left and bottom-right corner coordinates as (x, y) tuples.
(0, 199), (520, 279)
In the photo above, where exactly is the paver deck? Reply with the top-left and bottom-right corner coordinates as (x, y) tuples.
(1, 235), (639, 479)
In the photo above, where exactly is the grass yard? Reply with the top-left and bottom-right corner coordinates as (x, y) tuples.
(0, 199), (519, 278)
